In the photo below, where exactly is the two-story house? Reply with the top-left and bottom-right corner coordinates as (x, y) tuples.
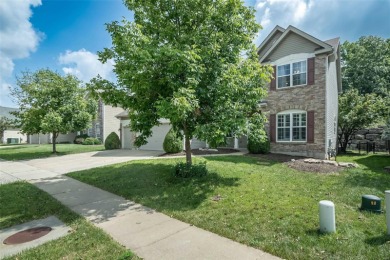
(258, 25), (341, 159)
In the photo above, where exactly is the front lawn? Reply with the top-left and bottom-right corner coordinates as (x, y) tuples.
(0, 144), (104, 161)
(68, 153), (390, 260)
(0, 182), (136, 259)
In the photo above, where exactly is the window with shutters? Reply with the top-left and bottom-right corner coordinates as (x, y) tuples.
(277, 110), (307, 142)
(277, 60), (307, 88)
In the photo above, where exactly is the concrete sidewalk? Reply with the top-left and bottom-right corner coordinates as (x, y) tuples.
(1, 151), (280, 259)
(32, 175), (279, 260)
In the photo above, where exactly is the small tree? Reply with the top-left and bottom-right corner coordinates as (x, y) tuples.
(338, 89), (386, 153)
(91, 0), (271, 165)
(11, 69), (97, 153)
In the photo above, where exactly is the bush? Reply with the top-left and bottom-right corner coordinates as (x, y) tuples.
(174, 162), (208, 178)
(247, 135), (270, 154)
(74, 134), (89, 144)
(105, 132), (121, 150)
(163, 128), (183, 153)
(82, 137), (101, 145)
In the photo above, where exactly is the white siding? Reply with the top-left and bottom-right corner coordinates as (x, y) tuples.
(268, 33), (321, 62)
(29, 134), (50, 144)
(2, 130), (27, 144)
(190, 138), (207, 149)
(325, 55), (339, 154)
(103, 105), (124, 143)
(56, 133), (77, 143)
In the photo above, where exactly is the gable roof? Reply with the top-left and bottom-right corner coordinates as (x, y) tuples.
(258, 25), (333, 63)
(256, 25), (285, 54)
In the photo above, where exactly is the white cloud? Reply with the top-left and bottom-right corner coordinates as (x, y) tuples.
(59, 49), (115, 83)
(253, 0), (385, 45)
(0, 0), (42, 107)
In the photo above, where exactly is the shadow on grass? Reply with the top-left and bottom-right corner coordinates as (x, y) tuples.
(365, 234), (390, 246)
(68, 161), (240, 213)
(204, 155), (279, 167)
(353, 154), (390, 173)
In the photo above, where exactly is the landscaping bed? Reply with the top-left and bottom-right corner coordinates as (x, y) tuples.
(0, 182), (137, 259)
(68, 153), (390, 260)
(159, 148), (240, 157)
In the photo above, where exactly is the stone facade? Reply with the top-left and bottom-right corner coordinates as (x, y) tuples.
(263, 54), (328, 159)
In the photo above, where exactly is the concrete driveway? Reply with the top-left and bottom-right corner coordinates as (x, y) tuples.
(0, 149), (162, 184)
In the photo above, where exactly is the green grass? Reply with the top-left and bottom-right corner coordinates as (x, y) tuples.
(0, 144), (105, 160)
(0, 182), (137, 259)
(68, 153), (390, 260)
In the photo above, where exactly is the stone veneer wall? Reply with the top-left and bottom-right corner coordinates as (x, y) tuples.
(348, 127), (389, 152)
(264, 54), (327, 159)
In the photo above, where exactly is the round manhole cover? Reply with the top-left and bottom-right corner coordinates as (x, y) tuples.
(3, 227), (52, 245)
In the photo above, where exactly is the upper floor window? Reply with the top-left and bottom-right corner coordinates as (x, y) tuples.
(277, 111), (307, 142)
(277, 60), (307, 88)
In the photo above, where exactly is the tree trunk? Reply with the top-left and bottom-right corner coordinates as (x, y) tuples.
(339, 133), (350, 154)
(185, 134), (192, 165)
(52, 132), (58, 154)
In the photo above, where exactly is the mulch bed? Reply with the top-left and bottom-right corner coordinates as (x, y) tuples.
(161, 150), (343, 174)
(247, 153), (343, 173)
(158, 148), (240, 157)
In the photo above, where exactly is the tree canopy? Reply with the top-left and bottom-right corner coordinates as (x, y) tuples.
(337, 89), (386, 153)
(91, 0), (272, 164)
(341, 36), (390, 96)
(11, 69), (97, 153)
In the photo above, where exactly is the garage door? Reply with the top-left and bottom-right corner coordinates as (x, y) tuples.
(123, 126), (134, 149)
(140, 123), (171, 150)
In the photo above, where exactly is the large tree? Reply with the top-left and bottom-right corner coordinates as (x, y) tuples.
(341, 36), (390, 96)
(91, 0), (272, 165)
(338, 89), (386, 153)
(11, 69), (97, 153)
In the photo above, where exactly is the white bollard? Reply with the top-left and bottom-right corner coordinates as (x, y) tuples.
(319, 200), (336, 233)
(386, 190), (390, 235)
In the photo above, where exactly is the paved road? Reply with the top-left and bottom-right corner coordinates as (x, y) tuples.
(0, 150), (280, 260)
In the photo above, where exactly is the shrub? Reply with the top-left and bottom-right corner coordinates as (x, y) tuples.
(82, 137), (101, 145)
(163, 128), (183, 153)
(105, 132), (121, 150)
(74, 134), (89, 144)
(174, 162), (208, 178)
(247, 134), (270, 154)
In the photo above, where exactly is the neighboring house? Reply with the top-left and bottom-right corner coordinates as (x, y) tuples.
(87, 100), (124, 143)
(0, 106), (27, 144)
(258, 25), (341, 159)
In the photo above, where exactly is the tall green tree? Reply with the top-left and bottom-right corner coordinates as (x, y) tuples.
(338, 89), (386, 153)
(11, 69), (97, 153)
(91, 0), (272, 165)
(341, 36), (390, 96)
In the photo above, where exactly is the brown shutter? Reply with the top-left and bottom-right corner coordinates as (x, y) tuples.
(270, 66), (276, 91)
(307, 57), (315, 85)
(270, 114), (276, 142)
(307, 111), (315, 143)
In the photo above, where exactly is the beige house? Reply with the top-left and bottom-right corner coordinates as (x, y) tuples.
(258, 25), (341, 159)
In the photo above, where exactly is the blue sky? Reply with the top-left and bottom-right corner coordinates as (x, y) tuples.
(1, 0), (389, 108)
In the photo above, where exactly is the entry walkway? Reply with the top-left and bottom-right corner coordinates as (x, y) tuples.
(1, 151), (279, 259)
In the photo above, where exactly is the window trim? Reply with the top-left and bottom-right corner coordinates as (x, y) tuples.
(276, 110), (307, 143)
(276, 60), (307, 89)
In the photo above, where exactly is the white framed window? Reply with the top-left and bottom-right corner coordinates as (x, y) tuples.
(277, 60), (307, 88)
(87, 128), (93, 136)
(277, 110), (307, 142)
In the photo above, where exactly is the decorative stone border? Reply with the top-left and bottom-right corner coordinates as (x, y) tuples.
(301, 158), (359, 168)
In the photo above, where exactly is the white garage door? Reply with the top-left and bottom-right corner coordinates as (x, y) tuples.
(140, 124), (171, 150)
(123, 126), (134, 149)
